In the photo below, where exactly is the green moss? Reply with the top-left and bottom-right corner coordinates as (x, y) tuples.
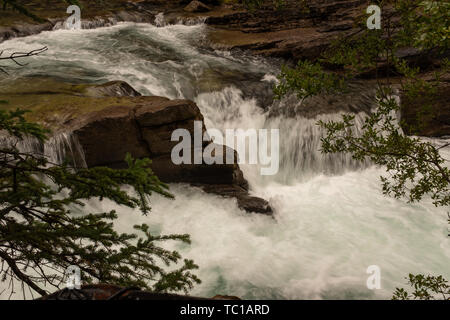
(0, 76), (136, 130)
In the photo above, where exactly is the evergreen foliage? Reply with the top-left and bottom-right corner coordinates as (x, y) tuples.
(393, 274), (449, 300)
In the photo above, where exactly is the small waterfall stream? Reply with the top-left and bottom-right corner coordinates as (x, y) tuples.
(0, 132), (86, 168)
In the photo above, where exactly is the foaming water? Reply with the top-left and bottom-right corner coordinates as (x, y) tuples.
(1, 22), (449, 299)
(91, 170), (448, 300)
(0, 132), (86, 168)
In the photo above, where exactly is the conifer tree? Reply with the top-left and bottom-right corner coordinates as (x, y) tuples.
(0, 109), (201, 298)
(0, 1), (200, 298)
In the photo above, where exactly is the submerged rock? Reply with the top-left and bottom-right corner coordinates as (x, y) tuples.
(84, 81), (142, 98)
(184, 1), (211, 13)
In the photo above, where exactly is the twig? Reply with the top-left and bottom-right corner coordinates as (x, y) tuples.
(0, 46), (48, 74)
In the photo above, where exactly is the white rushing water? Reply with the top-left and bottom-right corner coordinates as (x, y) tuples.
(0, 22), (449, 299)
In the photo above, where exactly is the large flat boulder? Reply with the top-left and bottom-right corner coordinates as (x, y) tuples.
(184, 1), (211, 13)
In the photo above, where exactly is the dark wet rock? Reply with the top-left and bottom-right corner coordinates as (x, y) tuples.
(237, 195), (272, 215)
(135, 99), (202, 127)
(39, 283), (239, 300)
(239, 79), (276, 109)
(205, 0), (367, 60)
(268, 82), (377, 119)
(67, 104), (150, 167)
(0, 22), (54, 43)
(0, 10), (154, 43)
(0, 75), (272, 214)
(196, 183), (272, 215)
(184, 1), (211, 13)
(400, 74), (450, 137)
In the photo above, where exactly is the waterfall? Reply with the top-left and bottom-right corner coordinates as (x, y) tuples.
(0, 132), (86, 168)
(1, 21), (449, 300)
(44, 133), (87, 168)
(196, 84), (374, 186)
(263, 112), (370, 183)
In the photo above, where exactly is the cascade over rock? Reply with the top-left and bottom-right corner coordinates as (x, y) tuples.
(66, 95), (271, 214)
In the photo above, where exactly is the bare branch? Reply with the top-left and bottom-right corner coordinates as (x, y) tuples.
(0, 250), (47, 296)
(0, 46), (48, 74)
